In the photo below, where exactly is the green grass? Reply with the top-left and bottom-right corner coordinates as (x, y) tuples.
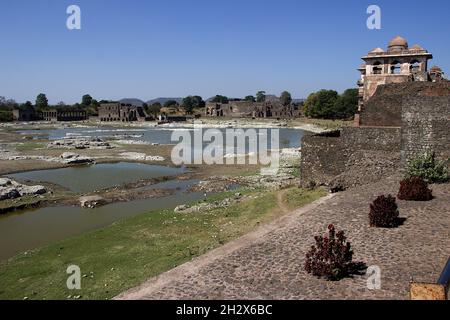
(15, 142), (45, 152)
(0, 187), (324, 300)
(283, 187), (327, 210)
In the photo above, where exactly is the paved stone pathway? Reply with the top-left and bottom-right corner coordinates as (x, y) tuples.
(116, 175), (450, 300)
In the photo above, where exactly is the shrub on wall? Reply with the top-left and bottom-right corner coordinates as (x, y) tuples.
(407, 152), (449, 183)
(369, 195), (399, 228)
(397, 177), (433, 201)
(304, 224), (354, 281)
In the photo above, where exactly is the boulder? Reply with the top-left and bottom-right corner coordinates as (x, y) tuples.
(174, 204), (189, 212)
(60, 152), (95, 164)
(79, 195), (106, 208)
(0, 187), (21, 200)
(18, 185), (47, 196)
(48, 137), (112, 150)
(0, 178), (12, 187)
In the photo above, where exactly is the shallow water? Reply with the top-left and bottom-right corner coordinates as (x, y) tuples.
(8, 162), (186, 193)
(18, 126), (304, 148)
(0, 179), (207, 261)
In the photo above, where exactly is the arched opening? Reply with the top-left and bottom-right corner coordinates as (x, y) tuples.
(372, 61), (382, 75)
(391, 61), (402, 74)
(410, 60), (421, 73)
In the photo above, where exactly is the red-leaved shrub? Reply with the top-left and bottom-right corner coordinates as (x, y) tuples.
(397, 176), (433, 201)
(369, 195), (399, 228)
(304, 224), (354, 281)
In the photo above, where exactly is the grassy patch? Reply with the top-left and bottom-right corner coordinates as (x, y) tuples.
(0, 187), (324, 300)
(15, 142), (45, 152)
(292, 117), (352, 130)
(0, 195), (43, 211)
(283, 187), (327, 211)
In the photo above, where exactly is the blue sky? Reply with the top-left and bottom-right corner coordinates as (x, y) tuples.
(1, 0), (449, 104)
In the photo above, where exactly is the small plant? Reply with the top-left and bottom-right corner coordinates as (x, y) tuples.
(397, 177), (433, 201)
(304, 224), (354, 281)
(407, 152), (449, 183)
(369, 195), (399, 228)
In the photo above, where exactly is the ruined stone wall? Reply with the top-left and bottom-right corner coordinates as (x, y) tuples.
(300, 132), (346, 186)
(342, 127), (401, 151)
(300, 127), (401, 187)
(363, 74), (410, 103)
(301, 81), (449, 188)
(360, 85), (403, 126)
(401, 85), (450, 163)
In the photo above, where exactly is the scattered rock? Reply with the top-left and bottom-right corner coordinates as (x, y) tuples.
(48, 137), (112, 150)
(0, 187), (21, 200)
(17, 185), (47, 196)
(119, 152), (165, 162)
(60, 152), (95, 164)
(0, 178), (47, 200)
(0, 178), (12, 187)
(174, 204), (189, 212)
(79, 195), (107, 208)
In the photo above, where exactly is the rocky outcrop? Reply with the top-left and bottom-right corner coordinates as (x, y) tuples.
(0, 178), (47, 201)
(79, 195), (106, 208)
(47, 137), (112, 150)
(119, 152), (165, 162)
(60, 152), (95, 164)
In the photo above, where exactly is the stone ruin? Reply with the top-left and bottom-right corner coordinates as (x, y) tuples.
(205, 98), (298, 119)
(300, 37), (449, 190)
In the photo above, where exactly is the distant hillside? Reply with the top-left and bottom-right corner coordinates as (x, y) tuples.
(119, 98), (145, 106)
(293, 99), (305, 104)
(147, 98), (183, 105)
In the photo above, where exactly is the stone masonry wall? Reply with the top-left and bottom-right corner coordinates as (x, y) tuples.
(401, 93), (450, 163)
(300, 127), (401, 187)
(300, 132), (346, 186)
(301, 81), (449, 189)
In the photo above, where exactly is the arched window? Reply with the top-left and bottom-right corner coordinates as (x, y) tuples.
(391, 61), (402, 74)
(372, 61), (382, 74)
(410, 60), (421, 73)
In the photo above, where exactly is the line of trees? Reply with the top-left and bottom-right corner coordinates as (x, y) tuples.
(1, 88), (359, 122)
(303, 89), (358, 120)
(0, 93), (104, 122)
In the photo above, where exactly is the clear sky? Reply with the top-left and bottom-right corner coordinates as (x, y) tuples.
(1, 0), (449, 104)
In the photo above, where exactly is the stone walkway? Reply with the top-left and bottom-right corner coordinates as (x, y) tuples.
(116, 175), (450, 300)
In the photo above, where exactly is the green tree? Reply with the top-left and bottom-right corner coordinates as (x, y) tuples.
(182, 96), (205, 114)
(182, 96), (194, 114)
(164, 100), (178, 108)
(333, 89), (358, 119)
(256, 91), (266, 103)
(244, 95), (256, 102)
(280, 91), (292, 106)
(304, 90), (338, 119)
(147, 102), (162, 117)
(91, 99), (100, 108)
(19, 101), (34, 110)
(0, 110), (13, 122)
(35, 93), (48, 110)
(211, 95), (229, 104)
(192, 95), (205, 109)
(81, 94), (93, 106)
